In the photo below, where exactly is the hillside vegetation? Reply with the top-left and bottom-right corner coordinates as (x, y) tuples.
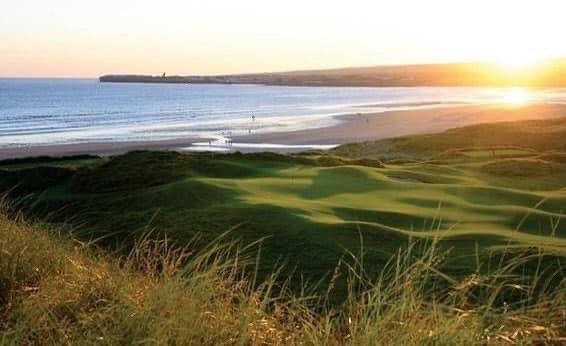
(1, 117), (565, 343)
(334, 117), (566, 160)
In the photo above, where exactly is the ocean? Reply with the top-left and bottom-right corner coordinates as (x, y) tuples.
(1, 78), (565, 148)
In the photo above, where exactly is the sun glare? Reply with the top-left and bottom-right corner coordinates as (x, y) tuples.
(502, 88), (531, 106)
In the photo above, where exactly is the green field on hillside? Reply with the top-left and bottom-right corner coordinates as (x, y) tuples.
(1, 118), (565, 289)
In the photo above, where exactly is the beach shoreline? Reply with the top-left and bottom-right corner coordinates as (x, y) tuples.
(1, 103), (565, 160)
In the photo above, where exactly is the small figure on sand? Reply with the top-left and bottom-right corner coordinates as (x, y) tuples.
(222, 130), (233, 147)
(249, 114), (256, 135)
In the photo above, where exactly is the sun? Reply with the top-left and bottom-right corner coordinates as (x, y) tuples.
(502, 88), (531, 106)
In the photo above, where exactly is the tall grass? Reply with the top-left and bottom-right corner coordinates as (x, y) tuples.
(0, 207), (564, 344)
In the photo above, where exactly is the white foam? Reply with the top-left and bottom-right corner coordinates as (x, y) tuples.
(180, 141), (337, 152)
(181, 146), (231, 152)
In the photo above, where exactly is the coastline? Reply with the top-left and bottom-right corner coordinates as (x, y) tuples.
(1, 103), (565, 160)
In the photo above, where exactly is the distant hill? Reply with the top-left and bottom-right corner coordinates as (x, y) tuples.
(101, 59), (566, 87)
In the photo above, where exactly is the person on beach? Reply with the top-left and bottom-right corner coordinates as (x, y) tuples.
(249, 114), (256, 135)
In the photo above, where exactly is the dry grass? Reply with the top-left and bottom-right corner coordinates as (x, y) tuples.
(0, 206), (564, 345)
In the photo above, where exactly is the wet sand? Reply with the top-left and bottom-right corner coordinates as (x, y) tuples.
(1, 103), (565, 160)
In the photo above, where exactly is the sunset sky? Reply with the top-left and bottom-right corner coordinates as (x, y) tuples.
(1, 0), (565, 77)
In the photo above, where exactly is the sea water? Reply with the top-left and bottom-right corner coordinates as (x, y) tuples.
(1, 78), (565, 148)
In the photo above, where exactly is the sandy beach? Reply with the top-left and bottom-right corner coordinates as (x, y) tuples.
(1, 103), (565, 160)
(237, 103), (566, 145)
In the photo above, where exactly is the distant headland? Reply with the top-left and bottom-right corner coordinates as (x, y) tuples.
(99, 74), (233, 84)
(100, 60), (566, 87)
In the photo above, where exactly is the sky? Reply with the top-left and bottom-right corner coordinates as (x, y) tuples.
(1, 0), (565, 77)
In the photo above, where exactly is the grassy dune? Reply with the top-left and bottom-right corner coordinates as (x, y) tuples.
(0, 117), (565, 343)
(2, 151), (564, 280)
(334, 117), (566, 160)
